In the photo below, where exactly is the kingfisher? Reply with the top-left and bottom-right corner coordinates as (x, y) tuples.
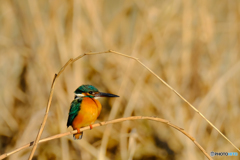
(67, 85), (119, 140)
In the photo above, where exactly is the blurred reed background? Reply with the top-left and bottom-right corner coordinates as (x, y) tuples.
(0, 0), (240, 160)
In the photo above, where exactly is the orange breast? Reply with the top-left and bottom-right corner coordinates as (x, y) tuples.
(72, 97), (102, 129)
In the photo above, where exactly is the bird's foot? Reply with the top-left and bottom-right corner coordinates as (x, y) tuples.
(89, 125), (93, 130)
(77, 128), (81, 134)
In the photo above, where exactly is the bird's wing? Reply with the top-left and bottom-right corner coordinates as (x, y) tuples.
(67, 98), (82, 127)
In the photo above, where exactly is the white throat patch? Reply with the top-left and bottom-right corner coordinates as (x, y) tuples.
(75, 94), (84, 99)
(94, 97), (100, 99)
(75, 94), (84, 97)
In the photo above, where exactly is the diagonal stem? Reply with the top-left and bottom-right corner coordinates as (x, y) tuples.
(0, 116), (213, 160)
(108, 50), (240, 153)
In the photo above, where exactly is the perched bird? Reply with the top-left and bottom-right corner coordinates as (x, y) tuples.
(67, 85), (119, 140)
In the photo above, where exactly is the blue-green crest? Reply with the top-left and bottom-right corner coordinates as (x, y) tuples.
(74, 85), (99, 94)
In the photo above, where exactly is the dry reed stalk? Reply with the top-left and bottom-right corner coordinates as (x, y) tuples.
(11, 50), (237, 160)
(0, 116), (213, 160)
(108, 50), (239, 153)
(27, 59), (74, 160)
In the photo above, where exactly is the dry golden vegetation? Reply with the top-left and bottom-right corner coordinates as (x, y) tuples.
(0, 0), (240, 160)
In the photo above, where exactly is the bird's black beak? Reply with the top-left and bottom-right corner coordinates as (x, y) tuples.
(95, 92), (119, 98)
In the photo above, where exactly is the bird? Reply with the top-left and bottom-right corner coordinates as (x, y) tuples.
(67, 84), (119, 140)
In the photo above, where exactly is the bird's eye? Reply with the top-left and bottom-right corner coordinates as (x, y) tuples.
(89, 91), (93, 94)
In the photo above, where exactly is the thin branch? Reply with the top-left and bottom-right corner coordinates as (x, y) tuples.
(27, 74), (57, 160)
(0, 116), (213, 160)
(28, 59), (75, 160)
(108, 50), (240, 153)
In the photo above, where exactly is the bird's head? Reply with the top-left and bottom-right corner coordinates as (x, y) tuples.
(74, 85), (119, 99)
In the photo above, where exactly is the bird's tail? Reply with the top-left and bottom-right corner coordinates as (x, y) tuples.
(73, 132), (83, 140)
